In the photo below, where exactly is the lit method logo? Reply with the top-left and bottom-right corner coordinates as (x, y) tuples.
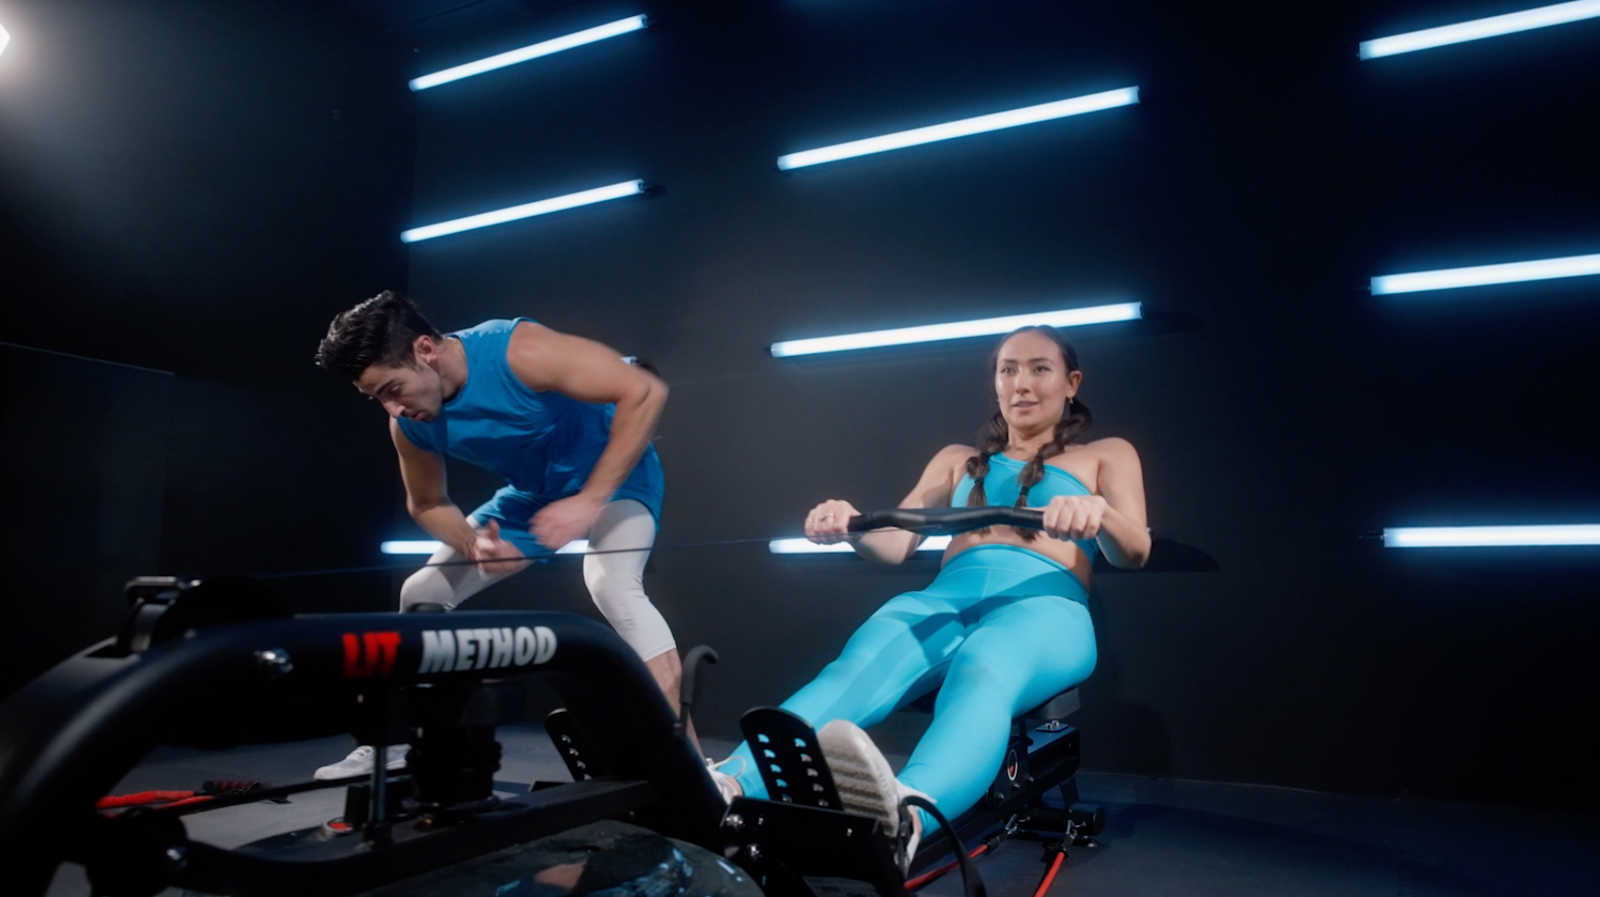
(418, 626), (556, 674)
(343, 631), (401, 679)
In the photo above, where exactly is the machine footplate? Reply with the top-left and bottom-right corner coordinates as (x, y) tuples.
(738, 707), (843, 810)
(545, 708), (609, 781)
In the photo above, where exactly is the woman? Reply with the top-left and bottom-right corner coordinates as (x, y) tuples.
(711, 325), (1150, 869)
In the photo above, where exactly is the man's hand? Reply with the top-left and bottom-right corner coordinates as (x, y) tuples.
(468, 520), (529, 575)
(531, 493), (606, 550)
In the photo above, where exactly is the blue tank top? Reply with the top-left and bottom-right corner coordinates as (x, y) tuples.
(951, 452), (1100, 560)
(395, 318), (664, 517)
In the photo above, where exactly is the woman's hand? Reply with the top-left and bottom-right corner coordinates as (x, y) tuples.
(1039, 494), (1109, 542)
(804, 499), (861, 544)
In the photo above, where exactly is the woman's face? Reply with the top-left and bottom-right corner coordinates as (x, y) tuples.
(994, 330), (1081, 433)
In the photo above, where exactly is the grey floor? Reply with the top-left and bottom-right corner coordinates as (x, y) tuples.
(45, 726), (1600, 897)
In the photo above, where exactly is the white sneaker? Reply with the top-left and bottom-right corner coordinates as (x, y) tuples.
(817, 719), (927, 871)
(706, 756), (744, 804)
(314, 744), (408, 781)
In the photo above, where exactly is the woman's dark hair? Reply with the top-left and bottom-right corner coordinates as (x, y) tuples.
(315, 291), (443, 380)
(963, 325), (1092, 541)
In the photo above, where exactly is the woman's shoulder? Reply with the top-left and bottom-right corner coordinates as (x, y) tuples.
(1082, 435), (1137, 455)
(1073, 436), (1140, 470)
(1043, 437), (1138, 471)
(928, 444), (979, 474)
(933, 443), (979, 462)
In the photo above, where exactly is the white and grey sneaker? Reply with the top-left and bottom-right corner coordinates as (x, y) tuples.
(817, 719), (927, 871)
(314, 744), (408, 781)
(706, 756), (744, 804)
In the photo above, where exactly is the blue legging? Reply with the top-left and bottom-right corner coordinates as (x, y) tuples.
(729, 544), (1097, 827)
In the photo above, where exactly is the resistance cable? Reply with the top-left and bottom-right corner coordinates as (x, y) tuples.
(251, 534), (796, 580)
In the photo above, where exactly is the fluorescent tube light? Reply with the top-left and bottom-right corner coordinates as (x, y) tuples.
(1383, 525), (1600, 547)
(381, 540), (591, 555)
(1371, 253), (1600, 295)
(1360, 0), (1600, 59)
(777, 87), (1140, 170)
(410, 15), (648, 90)
(770, 303), (1142, 358)
(401, 180), (644, 243)
(382, 541), (442, 555)
(769, 536), (952, 555)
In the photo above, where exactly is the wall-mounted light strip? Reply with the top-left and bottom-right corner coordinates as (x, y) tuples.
(769, 536), (952, 555)
(1371, 252), (1600, 295)
(380, 541), (442, 555)
(0, 22), (11, 58)
(770, 302), (1142, 358)
(401, 180), (644, 243)
(381, 540), (591, 555)
(409, 15), (647, 91)
(1383, 525), (1600, 547)
(1360, 0), (1600, 59)
(776, 87), (1140, 171)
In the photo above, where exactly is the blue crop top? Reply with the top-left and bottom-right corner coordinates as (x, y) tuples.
(394, 318), (664, 516)
(951, 452), (1100, 560)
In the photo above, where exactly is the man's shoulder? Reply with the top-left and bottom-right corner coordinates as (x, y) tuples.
(456, 318), (524, 340)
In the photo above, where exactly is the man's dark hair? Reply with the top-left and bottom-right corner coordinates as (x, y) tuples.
(315, 291), (443, 380)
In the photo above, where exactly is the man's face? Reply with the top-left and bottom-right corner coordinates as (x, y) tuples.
(355, 341), (445, 422)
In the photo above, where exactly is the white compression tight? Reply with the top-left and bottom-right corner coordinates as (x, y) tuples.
(397, 499), (675, 662)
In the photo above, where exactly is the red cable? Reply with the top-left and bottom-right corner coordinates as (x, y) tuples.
(96, 791), (219, 812)
(96, 790), (196, 809)
(1032, 850), (1066, 897)
(905, 843), (988, 891)
(97, 778), (268, 813)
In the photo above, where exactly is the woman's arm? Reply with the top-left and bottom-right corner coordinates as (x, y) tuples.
(1037, 437), (1150, 568)
(805, 445), (971, 565)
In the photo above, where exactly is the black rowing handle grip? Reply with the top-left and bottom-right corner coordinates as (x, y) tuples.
(846, 506), (1046, 535)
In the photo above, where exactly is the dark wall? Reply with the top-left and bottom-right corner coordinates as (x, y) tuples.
(0, 1), (416, 624)
(156, 376), (408, 614)
(0, 344), (172, 698)
(400, 0), (1600, 810)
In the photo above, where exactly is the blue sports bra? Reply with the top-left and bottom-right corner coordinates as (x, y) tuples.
(951, 452), (1100, 560)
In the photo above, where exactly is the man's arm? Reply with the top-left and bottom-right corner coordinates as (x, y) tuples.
(390, 419), (477, 556)
(506, 322), (668, 547)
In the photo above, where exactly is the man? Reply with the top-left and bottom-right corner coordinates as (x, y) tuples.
(312, 291), (675, 778)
